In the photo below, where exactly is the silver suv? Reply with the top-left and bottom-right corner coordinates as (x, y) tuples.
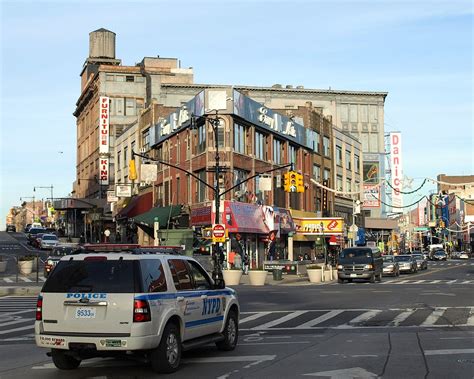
(35, 245), (239, 373)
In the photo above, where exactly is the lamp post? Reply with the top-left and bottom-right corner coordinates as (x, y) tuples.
(320, 222), (327, 268)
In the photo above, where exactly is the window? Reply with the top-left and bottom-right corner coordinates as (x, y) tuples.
(337, 175), (343, 191)
(217, 120), (225, 148)
(142, 128), (150, 151)
(323, 137), (330, 157)
(255, 176), (263, 202)
(336, 146), (342, 166)
(197, 170), (206, 202)
(187, 261), (212, 290)
(234, 169), (248, 200)
(197, 124), (206, 153)
(140, 259), (167, 292)
(234, 123), (246, 154)
(324, 168), (330, 181)
(354, 154), (360, 173)
(106, 74), (114, 82)
(289, 144), (297, 165)
(255, 131), (265, 160)
(123, 146), (128, 167)
(117, 151), (121, 169)
(273, 139), (282, 164)
(125, 98), (136, 116)
(355, 181), (360, 192)
(168, 259), (193, 290)
(126, 75), (135, 82)
(314, 131), (320, 153)
(346, 178), (352, 192)
(313, 164), (321, 181)
(345, 150), (351, 170)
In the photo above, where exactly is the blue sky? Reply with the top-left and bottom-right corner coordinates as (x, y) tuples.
(1, 0), (472, 227)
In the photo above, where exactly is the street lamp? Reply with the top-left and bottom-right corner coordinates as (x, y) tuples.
(320, 222), (327, 267)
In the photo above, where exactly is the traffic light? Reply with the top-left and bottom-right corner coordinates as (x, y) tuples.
(289, 171), (298, 192)
(129, 159), (137, 181)
(283, 172), (290, 192)
(296, 173), (304, 193)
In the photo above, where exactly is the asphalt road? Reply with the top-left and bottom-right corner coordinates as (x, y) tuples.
(0, 231), (473, 378)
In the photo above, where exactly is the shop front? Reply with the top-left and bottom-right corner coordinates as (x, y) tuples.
(291, 210), (344, 262)
(222, 201), (269, 269)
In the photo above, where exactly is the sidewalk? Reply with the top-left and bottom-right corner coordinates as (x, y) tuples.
(237, 272), (337, 286)
(0, 285), (42, 296)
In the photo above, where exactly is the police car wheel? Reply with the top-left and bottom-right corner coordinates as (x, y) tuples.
(51, 349), (81, 370)
(216, 310), (238, 351)
(151, 323), (181, 373)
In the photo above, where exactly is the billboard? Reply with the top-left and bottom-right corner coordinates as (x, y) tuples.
(363, 161), (379, 184)
(99, 96), (110, 154)
(363, 184), (380, 208)
(390, 132), (403, 209)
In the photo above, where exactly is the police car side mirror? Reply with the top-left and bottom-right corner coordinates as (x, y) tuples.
(213, 279), (226, 289)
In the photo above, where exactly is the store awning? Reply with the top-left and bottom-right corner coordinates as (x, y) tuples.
(116, 192), (152, 220)
(222, 201), (269, 234)
(132, 205), (182, 229)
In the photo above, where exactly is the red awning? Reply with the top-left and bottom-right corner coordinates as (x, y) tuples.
(222, 201), (269, 234)
(117, 192), (152, 219)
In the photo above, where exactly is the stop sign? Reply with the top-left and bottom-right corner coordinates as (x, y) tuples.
(212, 224), (226, 238)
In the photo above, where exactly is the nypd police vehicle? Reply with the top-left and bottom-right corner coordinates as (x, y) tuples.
(35, 244), (239, 373)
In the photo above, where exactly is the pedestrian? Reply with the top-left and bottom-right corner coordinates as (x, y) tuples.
(242, 253), (249, 274)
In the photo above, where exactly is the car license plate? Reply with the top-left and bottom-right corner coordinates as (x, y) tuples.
(75, 307), (96, 319)
(350, 273), (357, 277)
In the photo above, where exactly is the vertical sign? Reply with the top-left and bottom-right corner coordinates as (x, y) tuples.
(99, 96), (110, 154)
(390, 132), (403, 209)
(100, 158), (109, 185)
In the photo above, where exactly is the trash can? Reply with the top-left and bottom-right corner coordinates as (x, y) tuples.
(272, 269), (283, 281)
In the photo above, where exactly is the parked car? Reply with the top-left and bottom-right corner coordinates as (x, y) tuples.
(337, 246), (383, 283)
(43, 244), (80, 277)
(382, 255), (400, 277)
(6, 224), (16, 232)
(40, 234), (59, 250)
(431, 250), (448, 261)
(394, 255), (418, 273)
(412, 253), (428, 270)
(27, 228), (46, 245)
(36, 245), (239, 373)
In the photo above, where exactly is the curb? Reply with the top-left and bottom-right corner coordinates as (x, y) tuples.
(0, 286), (42, 297)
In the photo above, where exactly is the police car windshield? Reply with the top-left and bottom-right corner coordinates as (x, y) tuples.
(42, 260), (138, 293)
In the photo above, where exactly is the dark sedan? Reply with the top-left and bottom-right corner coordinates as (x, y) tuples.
(432, 250), (448, 261)
(412, 253), (428, 270)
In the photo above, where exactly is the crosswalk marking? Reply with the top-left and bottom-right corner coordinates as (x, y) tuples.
(251, 311), (307, 330)
(431, 280), (442, 284)
(1, 318), (34, 327)
(421, 308), (445, 326)
(21, 277), (33, 283)
(446, 280), (457, 284)
(468, 307), (474, 327)
(239, 312), (272, 324)
(347, 310), (382, 325)
(389, 309), (415, 326)
(295, 310), (344, 329)
(3, 278), (13, 283)
(0, 324), (34, 335)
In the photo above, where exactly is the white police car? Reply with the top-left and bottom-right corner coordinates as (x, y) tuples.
(35, 245), (239, 373)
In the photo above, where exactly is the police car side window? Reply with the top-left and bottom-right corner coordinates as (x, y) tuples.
(168, 259), (193, 291)
(187, 261), (211, 290)
(140, 259), (167, 293)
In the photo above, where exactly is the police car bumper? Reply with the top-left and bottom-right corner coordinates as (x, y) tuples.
(35, 325), (158, 351)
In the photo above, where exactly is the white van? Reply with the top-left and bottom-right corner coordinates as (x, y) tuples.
(35, 246), (240, 373)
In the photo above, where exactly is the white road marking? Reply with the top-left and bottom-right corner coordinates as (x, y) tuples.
(0, 324), (34, 334)
(446, 280), (457, 284)
(412, 280), (426, 284)
(425, 349), (474, 355)
(20, 277), (32, 283)
(184, 355), (276, 363)
(461, 280), (472, 284)
(347, 310), (382, 325)
(421, 308), (445, 326)
(431, 280), (442, 283)
(251, 311), (307, 330)
(239, 341), (310, 345)
(295, 310), (344, 329)
(239, 312), (271, 324)
(467, 307), (474, 326)
(0, 317), (34, 327)
(3, 278), (13, 283)
(390, 309), (416, 326)
(0, 309), (35, 316)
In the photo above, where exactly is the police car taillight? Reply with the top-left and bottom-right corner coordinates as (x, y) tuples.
(133, 300), (151, 322)
(36, 295), (43, 321)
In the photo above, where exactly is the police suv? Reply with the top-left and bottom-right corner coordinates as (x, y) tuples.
(35, 244), (239, 373)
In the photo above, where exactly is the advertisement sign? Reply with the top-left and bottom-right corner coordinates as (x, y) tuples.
(363, 161), (379, 184)
(390, 132), (403, 209)
(116, 184), (132, 197)
(140, 164), (158, 184)
(292, 217), (344, 235)
(107, 190), (118, 203)
(417, 199), (426, 226)
(99, 158), (109, 185)
(363, 184), (380, 208)
(190, 206), (212, 226)
(222, 201), (269, 234)
(99, 96), (109, 154)
(150, 91), (205, 147)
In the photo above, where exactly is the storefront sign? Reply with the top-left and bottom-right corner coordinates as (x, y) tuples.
(150, 91), (205, 147)
(100, 158), (109, 185)
(223, 201), (269, 234)
(390, 132), (403, 209)
(363, 184), (380, 208)
(116, 184), (132, 197)
(293, 217), (344, 235)
(233, 90), (317, 150)
(99, 96), (109, 154)
(107, 190), (118, 203)
(190, 206), (213, 226)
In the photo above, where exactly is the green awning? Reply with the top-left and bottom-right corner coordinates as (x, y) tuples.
(132, 205), (182, 229)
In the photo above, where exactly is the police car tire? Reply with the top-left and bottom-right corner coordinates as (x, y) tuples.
(216, 310), (238, 351)
(151, 323), (181, 373)
(51, 349), (81, 370)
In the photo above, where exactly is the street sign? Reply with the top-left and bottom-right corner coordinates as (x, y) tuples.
(212, 224), (226, 243)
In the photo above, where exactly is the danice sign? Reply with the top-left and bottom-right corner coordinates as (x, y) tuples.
(389, 132), (403, 209)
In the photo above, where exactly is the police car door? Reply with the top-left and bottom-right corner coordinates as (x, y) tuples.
(186, 260), (224, 335)
(168, 259), (205, 340)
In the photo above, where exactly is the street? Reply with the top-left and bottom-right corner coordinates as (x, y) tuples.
(0, 232), (473, 378)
